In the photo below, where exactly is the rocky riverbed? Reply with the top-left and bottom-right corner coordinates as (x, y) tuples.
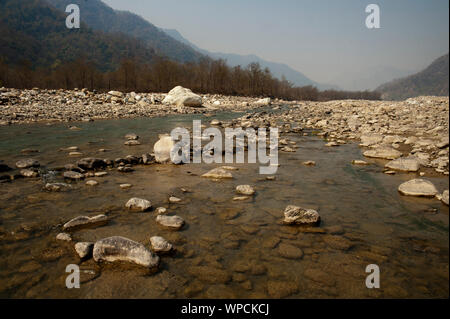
(0, 87), (448, 298)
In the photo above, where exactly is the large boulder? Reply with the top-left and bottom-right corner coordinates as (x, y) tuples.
(283, 205), (320, 226)
(162, 86), (202, 107)
(363, 146), (402, 160)
(93, 236), (160, 269)
(385, 157), (420, 172)
(398, 179), (439, 197)
(153, 135), (175, 163)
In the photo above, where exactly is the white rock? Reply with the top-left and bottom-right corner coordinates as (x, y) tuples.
(202, 167), (233, 179)
(162, 86), (202, 107)
(153, 135), (175, 163)
(398, 179), (439, 197)
(283, 205), (320, 225)
(125, 198), (152, 211)
(236, 185), (255, 196)
(385, 157), (420, 172)
(363, 146), (402, 160)
(441, 190), (449, 206)
(56, 232), (72, 242)
(93, 236), (159, 269)
(156, 215), (185, 230)
(75, 242), (94, 258)
(150, 236), (173, 253)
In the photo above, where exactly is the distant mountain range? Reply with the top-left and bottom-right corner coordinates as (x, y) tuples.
(376, 53), (449, 100)
(162, 29), (338, 91)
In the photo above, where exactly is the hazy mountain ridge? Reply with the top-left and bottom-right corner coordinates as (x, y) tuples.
(45, 0), (204, 63)
(0, 0), (157, 71)
(162, 28), (339, 90)
(376, 53), (449, 100)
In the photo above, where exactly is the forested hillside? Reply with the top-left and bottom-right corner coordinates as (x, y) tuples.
(45, 0), (204, 63)
(376, 54), (449, 100)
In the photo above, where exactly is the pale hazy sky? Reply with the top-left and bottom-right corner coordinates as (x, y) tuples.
(103, 0), (449, 90)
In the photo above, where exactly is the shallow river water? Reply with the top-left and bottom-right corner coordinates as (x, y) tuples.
(0, 111), (448, 298)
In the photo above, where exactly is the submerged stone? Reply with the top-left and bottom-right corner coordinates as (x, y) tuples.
(93, 236), (160, 269)
(283, 205), (320, 226)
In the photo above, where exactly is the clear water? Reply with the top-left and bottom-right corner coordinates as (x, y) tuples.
(0, 113), (448, 299)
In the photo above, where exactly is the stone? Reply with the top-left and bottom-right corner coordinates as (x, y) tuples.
(94, 172), (108, 177)
(56, 233), (72, 242)
(69, 152), (83, 157)
(303, 161), (316, 166)
(360, 134), (384, 147)
(352, 160), (370, 165)
(15, 159), (40, 169)
(363, 146), (402, 160)
(255, 97), (271, 106)
(125, 198), (152, 211)
(398, 179), (439, 197)
(441, 190), (449, 206)
(202, 167), (233, 179)
(283, 205), (320, 226)
(385, 157), (420, 172)
(75, 242), (94, 258)
(125, 133), (139, 140)
(20, 169), (39, 178)
(156, 215), (185, 230)
(142, 153), (155, 164)
(233, 196), (250, 201)
(86, 180), (98, 186)
(162, 86), (203, 107)
(278, 243), (304, 259)
(93, 236), (160, 269)
(124, 140), (141, 146)
(44, 183), (72, 192)
(236, 185), (255, 196)
(155, 207), (167, 215)
(76, 158), (107, 170)
(63, 171), (84, 180)
(108, 90), (124, 98)
(120, 184), (132, 189)
(63, 214), (108, 231)
(150, 236), (173, 253)
(153, 135), (176, 163)
(169, 196), (182, 203)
